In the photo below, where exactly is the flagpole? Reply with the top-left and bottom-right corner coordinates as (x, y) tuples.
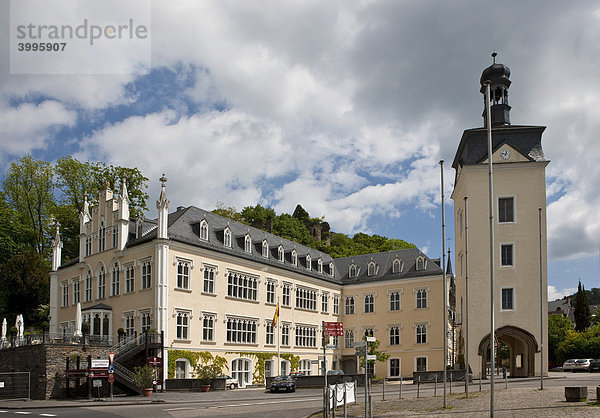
(277, 297), (281, 376)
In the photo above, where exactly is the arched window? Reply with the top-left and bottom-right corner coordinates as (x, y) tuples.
(111, 262), (120, 296)
(244, 234), (252, 253)
(368, 262), (376, 276)
(224, 228), (232, 248)
(317, 258), (323, 273)
(98, 220), (106, 252)
(306, 254), (311, 270)
(232, 358), (252, 388)
(97, 265), (106, 299)
(291, 250), (297, 266)
(200, 220), (208, 240)
(416, 256), (426, 271)
(349, 264), (357, 278)
(329, 262), (335, 277)
(392, 259), (402, 274)
(262, 240), (269, 258)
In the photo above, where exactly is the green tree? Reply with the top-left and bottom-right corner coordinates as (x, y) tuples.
(0, 192), (36, 262)
(359, 337), (390, 377)
(292, 204), (310, 226)
(212, 202), (243, 222)
(548, 314), (574, 364)
(574, 281), (591, 331)
(273, 214), (315, 247)
(2, 155), (55, 255)
(240, 204), (276, 230)
(0, 250), (50, 326)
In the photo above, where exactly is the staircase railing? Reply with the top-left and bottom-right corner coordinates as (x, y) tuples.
(110, 333), (141, 358)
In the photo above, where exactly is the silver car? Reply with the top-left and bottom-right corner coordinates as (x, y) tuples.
(562, 359), (577, 371)
(571, 359), (593, 372)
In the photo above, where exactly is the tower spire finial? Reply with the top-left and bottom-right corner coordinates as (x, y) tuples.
(492, 52), (497, 64)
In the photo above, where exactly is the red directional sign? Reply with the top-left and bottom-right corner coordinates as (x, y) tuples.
(324, 322), (343, 336)
(148, 357), (162, 366)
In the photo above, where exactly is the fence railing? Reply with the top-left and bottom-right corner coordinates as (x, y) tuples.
(0, 372), (30, 400)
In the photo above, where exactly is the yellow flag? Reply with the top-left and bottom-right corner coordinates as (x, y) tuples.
(272, 302), (279, 327)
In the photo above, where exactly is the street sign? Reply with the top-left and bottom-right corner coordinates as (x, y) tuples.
(366, 336), (376, 342)
(325, 344), (337, 349)
(148, 357), (162, 366)
(355, 346), (367, 356)
(108, 373), (115, 384)
(109, 352), (115, 365)
(324, 322), (344, 336)
(366, 355), (377, 361)
(93, 379), (102, 388)
(108, 365), (114, 373)
(352, 341), (366, 348)
(91, 359), (109, 368)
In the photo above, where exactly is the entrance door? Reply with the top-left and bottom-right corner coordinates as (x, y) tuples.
(232, 358), (251, 387)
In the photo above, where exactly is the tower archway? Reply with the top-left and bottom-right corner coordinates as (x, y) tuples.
(478, 326), (538, 378)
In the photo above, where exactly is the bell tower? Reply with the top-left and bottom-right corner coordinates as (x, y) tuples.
(451, 55), (549, 379)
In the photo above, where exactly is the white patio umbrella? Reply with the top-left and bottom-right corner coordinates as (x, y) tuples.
(74, 302), (83, 337)
(1, 318), (7, 341)
(16, 314), (24, 338)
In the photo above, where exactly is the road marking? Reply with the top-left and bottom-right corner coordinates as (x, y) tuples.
(14, 413), (32, 415)
(163, 407), (197, 411)
(39, 414), (57, 417)
(207, 397), (322, 409)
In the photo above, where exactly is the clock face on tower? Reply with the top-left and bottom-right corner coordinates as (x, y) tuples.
(500, 149), (511, 160)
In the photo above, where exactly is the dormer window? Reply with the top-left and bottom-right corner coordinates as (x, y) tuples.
(291, 250), (297, 266)
(224, 227), (232, 248)
(329, 262), (335, 277)
(392, 259), (402, 274)
(317, 258), (323, 273)
(200, 220), (208, 240)
(244, 234), (252, 253)
(262, 240), (269, 258)
(278, 245), (284, 263)
(306, 254), (312, 270)
(367, 261), (377, 276)
(349, 264), (357, 278)
(416, 256), (426, 271)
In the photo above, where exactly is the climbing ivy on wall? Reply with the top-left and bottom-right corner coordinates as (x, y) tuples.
(167, 349), (201, 379)
(227, 352), (300, 386)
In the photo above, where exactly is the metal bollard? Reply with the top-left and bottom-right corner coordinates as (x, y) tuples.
(434, 374), (437, 396)
(332, 384), (337, 418)
(504, 369), (508, 389)
(479, 372), (482, 392)
(343, 383), (347, 418)
(417, 376), (420, 398)
(382, 377), (385, 401)
(399, 377), (402, 400)
(450, 373), (452, 395)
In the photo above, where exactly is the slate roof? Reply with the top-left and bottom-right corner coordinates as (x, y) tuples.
(452, 125), (547, 170)
(125, 206), (443, 286)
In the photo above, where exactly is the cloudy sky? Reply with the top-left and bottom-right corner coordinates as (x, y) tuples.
(1, 0), (599, 300)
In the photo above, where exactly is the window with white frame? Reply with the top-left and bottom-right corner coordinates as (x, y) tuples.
(281, 323), (290, 346)
(111, 263), (120, 296)
(306, 254), (311, 270)
(265, 321), (274, 345)
(333, 295), (340, 315)
(501, 244), (514, 266)
(416, 324), (427, 344)
(416, 256), (425, 271)
(390, 291), (401, 311)
(389, 326), (400, 346)
(202, 313), (215, 342)
(345, 296), (355, 315)
(200, 220), (208, 240)
(224, 227), (232, 248)
(262, 240), (269, 258)
(244, 234), (252, 253)
(141, 260), (151, 289)
(99, 221), (106, 252)
(291, 250), (297, 266)
(140, 310), (151, 333)
(416, 289), (427, 309)
(501, 288), (514, 310)
(392, 259), (402, 274)
(226, 317), (257, 344)
(73, 280), (80, 304)
(296, 287), (318, 311)
(349, 264), (357, 278)
(125, 312), (135, 337)
(317, 258), (323, 273)
(329, 262), (335, 277)
(61, 282), (68, 307)
(344, 330), (354, 348)
(278, 246), (284, 262)
(203, 265), (216, 294)
(389, 358), (400, 377)
(125, 265), (134, 293)
(331, 335), (339, 348)
(295, 325), (317, 347)
(299, 359), (312, 375)
(97, 266), (106, 299)
(112, 227), (118, 248)
(177, 260), (191, 290)
(368, 262), (376, 276)
(498, 197), (514, 223)
(85, 270), (93, 302)
(364, 294), (374, 313)
(227, 272), (258, 301)
(322, 293), (328, 312)
(282, 283), (291, 306)
(176, 310), (190, 340)
(266, 281), (276, 304)
(416, 357), (427, 372)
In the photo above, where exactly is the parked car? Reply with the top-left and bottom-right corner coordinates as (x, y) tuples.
(217, 374), (239, 389)
(289, 371), (304, 377)
(562, 359), (577, 371)
(589, 359), (600, 372)
(270, 375), (296, 393)
(571, 358), (593, 372)
(327, 370), (344, 376)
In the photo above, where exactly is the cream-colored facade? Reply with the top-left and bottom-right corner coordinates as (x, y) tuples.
(50, 179), (447, 386)
(451, 59), (548, 378)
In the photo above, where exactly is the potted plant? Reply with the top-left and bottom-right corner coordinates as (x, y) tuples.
(132, 365), (155, 397)
(195, 352), (228, 392)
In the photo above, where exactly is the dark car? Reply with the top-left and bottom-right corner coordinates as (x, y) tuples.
(589, 359), (600, 372)
(327, 370), (344, 376)
(270, 375), (296, 393)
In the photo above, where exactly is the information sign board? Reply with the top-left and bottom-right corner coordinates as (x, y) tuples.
(324, 322), (344, 336)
